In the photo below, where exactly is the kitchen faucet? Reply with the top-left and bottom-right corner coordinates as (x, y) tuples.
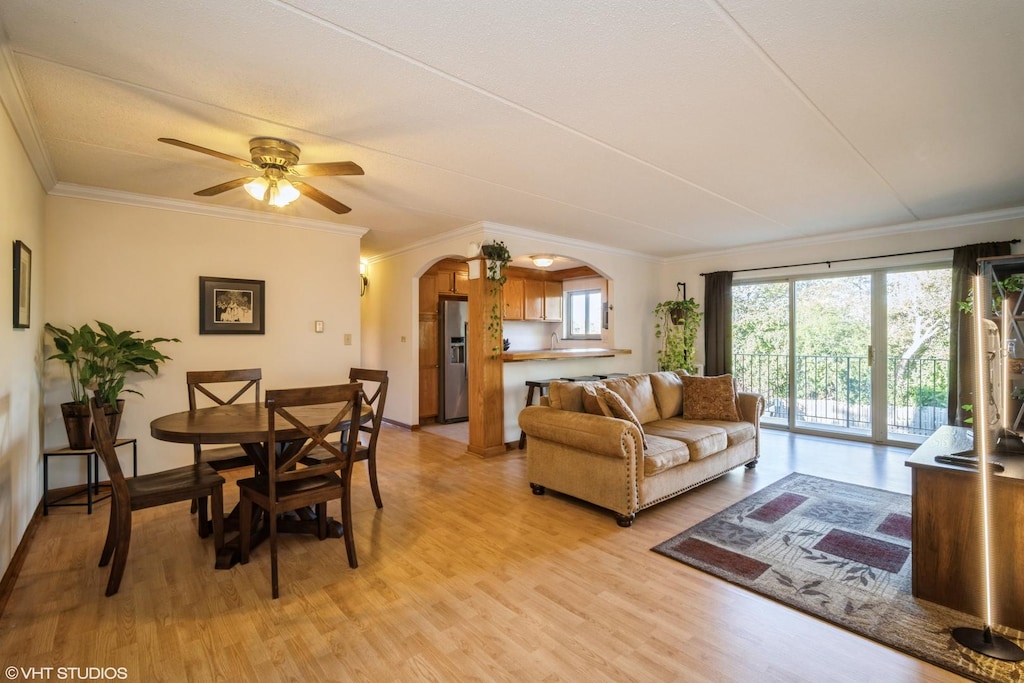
(550, 332), (558, 350)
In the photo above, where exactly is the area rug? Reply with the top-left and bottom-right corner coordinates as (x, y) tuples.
(652, 473), (1024, 683)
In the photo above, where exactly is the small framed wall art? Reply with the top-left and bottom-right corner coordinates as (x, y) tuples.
(199, 276), (265, 334)
(13, 240), (31, 328)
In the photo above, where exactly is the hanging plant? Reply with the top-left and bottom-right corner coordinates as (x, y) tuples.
(481, 240), (512, 357)
(653, 298), (702, 373)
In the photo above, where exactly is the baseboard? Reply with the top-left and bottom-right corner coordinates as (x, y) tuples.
(382, 417), (415, 431)
(0, 501), (42, 618)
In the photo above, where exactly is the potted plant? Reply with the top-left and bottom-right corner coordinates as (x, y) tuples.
(46, 321), (179, 447)
(653, 298), (702, 373)
(958, 274), (1024, 314)
(481, 240), (512, 356)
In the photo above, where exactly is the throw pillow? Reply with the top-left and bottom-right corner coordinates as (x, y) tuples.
(680, 374), (741, 421)
(650, 371), (684, 419)
(596, 385), (649, 450)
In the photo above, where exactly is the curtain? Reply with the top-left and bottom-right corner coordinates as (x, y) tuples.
(948, 241), (1012, 425)
(703, 271), (733, 376)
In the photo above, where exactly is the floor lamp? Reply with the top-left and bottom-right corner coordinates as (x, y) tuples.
(952, 273), (1024, 661)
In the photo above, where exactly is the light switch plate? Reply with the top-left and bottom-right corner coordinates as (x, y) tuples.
(344, 333), (352, 345)
(315, 320), (324, 333)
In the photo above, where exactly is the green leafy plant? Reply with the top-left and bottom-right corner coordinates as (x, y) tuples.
(958, 274), (1024, 314)
(46, 321), (180, 407)
(481, 240), (512, 357)
(653, 298), (702, 373)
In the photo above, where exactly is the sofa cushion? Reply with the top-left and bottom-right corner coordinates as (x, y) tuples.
(548, 380), (602, 413)
(681, 374), (741, 421)
(644, 419), (728, 460)
(700, 419), (756, 447)
(650, 371), (685, 419)
(581, 383), (613, 417)
(643, 435), (691, 476)
(596, 385), (649, 449)
(603, 374), (660, 424)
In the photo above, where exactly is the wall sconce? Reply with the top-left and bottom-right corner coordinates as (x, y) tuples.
(531, 255), (554, 268)
(359, 261), (368, 296)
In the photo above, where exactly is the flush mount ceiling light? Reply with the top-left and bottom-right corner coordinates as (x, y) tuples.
(158, 136), (363, 214)
(531, 255), (555, 268)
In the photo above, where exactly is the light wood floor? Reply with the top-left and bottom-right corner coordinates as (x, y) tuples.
(0, 428), (966, 682)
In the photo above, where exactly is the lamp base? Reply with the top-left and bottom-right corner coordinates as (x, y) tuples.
(952, 626), (1024, 662)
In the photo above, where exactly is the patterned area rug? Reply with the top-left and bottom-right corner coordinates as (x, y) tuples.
(652, 473), (1024, 683)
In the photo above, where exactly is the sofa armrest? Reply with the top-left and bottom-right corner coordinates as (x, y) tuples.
(518, 405), (639, 459)
(737, 392), (764, 425)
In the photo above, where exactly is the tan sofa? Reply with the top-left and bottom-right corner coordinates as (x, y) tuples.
(518, 371), (764, 526)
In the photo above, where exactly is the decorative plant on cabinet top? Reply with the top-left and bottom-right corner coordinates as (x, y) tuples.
(653, 298), (702, 374)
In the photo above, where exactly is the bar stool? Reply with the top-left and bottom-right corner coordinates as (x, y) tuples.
(519, 379), (556, 449)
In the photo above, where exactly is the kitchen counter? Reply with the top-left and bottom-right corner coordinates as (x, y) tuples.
(501, 348), (632, 362)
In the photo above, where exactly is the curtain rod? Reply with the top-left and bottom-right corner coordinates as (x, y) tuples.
(699, 239), (1021, 276)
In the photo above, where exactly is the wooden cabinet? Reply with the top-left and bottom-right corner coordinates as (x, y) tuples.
(419, 275), (438, 313)
(523, 279), (562, 321)
(454, 270), (469, 295)
(503, 277), (524, 320)
(419, 367), (438, 418)
(543, 281), (563, 322)
(419, 314), (439, 419)
(435, 267), (470, 296)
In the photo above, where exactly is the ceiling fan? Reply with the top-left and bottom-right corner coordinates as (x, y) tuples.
(158, 136), (363, 214)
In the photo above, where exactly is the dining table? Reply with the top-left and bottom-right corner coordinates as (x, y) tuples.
(151, 401), (372, 569)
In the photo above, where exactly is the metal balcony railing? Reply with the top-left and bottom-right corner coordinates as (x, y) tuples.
(733, 353), (949, 438)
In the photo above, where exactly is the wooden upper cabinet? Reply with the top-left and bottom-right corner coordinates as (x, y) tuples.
(419, 274), (438, 313)
(454, 270), (470, 295)
(503, 277), (524, 320)
(543, 281), (563, 322)
(523, 279), (545, 320)
(436, 270), (455, 296)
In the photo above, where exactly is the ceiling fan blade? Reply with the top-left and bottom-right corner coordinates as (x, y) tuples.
(159, 138), (258, 169)
(295, 182), (351, 214)
(194, 177), (253, 196)
(289, 161), (364, 177)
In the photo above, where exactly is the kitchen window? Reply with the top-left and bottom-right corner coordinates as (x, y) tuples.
(565, 288), (603, 339)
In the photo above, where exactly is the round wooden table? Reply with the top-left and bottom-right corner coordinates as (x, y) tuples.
(151, 402), (372, 568)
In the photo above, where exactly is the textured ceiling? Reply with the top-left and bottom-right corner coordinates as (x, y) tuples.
(1, 0), (1022, 259)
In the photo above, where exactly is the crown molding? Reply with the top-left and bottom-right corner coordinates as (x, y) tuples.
(367, 219), (659, 265)
(0, 37), (56, 190)
(50, 182), (369, 237)
(665, 205), (1024, 265)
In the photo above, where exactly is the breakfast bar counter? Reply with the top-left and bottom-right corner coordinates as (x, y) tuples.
(501, 348), (632, 362)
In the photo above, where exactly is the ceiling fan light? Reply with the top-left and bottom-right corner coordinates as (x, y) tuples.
(531, 255), (555, 268)
(244, 176), (269, 201)
(273, 176), (300, 207)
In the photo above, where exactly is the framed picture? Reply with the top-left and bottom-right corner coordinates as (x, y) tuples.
(199, 276), (265, 334)
(13, 240), (31, 328)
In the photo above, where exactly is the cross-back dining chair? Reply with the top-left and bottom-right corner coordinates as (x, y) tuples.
(347, 368), (389, 508)
(89, 400), (225, 597)
(301, 369), (389, 508)
(186, 368), (261, 519)
(238, 383), (363, 599)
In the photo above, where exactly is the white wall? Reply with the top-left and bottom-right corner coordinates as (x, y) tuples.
(364, 224), (661, 442)
(662, 218), (1024, 367)
(42, 197), (363, 485)
(0, 101), (46, 579)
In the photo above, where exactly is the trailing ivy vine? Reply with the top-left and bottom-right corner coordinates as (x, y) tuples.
(653, 298), (702, 373)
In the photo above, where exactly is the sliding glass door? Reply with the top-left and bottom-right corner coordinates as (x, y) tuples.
(733, 266), (950, 444)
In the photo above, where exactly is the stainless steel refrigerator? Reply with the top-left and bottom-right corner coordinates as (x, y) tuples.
(439, 299), (469, 423)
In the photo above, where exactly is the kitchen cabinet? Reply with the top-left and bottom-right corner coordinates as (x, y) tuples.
(503, 277), (524, 320)
(524, 279), (562, 321)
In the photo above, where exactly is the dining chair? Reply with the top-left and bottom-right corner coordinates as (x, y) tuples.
(238, 383), (363, 599)
(346, 368), (389, 508)
(301, 369), (389, 508)
(186, 368), (261, 519)
(89, 400), (225, 597)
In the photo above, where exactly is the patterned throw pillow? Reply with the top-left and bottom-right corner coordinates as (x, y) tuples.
(681, 374), (741, 421)
(596, 385), (649, 450)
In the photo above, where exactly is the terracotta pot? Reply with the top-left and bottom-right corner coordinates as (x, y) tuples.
(60, 402), (93, 449)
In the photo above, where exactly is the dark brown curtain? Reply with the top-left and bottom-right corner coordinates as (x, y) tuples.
(704, 271), (733, 376)
(948, 241), (1012, 425)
